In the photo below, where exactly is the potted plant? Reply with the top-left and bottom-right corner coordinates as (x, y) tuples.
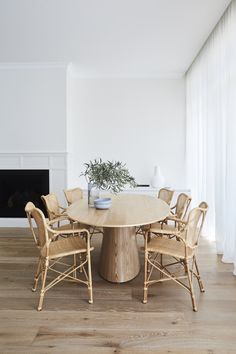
(81, 158), (137, 206)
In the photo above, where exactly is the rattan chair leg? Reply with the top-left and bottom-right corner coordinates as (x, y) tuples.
(73, 254), (77, 278)
(87, 253), (93, 304)
(143, 251), (148, 304)
(32, 258), (42, 292)
(160, 254), (163, 279)
(147, 259), (151, 273)
(194, 256), (205, 292)
(38, 259), (48, 311)
(143, 287), (148, 304)
(146, 232), (151, 273)
(190, 258), (194, 281)
(186, 260), (197, 312)
(88, 286), (93, 304)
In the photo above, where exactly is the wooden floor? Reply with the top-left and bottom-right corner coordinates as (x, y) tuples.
(0, 228), (236, 354)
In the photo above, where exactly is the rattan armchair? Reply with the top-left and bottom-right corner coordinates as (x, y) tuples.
(143, 204), (208, 311)
(25, 202), (93, 311)
(63, 187), (102, 237)
(168, 192), (191, 224)
(41, 193), (70, 228)
(136, 188), (174, 237)
(64, 187), (83, 206)
(148, 192), (191, 235)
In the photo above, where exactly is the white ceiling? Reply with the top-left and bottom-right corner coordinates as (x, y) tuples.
(0, 0), (231, 77)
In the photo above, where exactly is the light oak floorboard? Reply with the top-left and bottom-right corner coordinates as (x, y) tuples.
(0, 228), (236, 353)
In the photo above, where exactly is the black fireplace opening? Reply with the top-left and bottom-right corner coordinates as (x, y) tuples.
(0, 170), (49, 218)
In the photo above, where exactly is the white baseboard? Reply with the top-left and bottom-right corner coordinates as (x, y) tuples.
(0, 218), (29, 228)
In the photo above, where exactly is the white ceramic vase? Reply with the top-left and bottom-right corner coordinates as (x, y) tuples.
(150, 165), (165, 189)
(88, 183), (100, 207)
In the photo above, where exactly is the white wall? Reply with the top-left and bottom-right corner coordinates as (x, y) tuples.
(67, 77), (186, 189)
(0, 65), (67, 152)
(0, 65), (186, 191)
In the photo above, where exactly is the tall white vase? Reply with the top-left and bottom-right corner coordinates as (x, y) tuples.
(88, 183), (100, 207)
(150, 165), (165, 189)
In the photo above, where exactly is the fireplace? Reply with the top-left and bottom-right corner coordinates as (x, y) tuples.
(0, 170), (49, 218)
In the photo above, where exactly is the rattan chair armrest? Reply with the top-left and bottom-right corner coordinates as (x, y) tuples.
(55, 228), (92, 251)
(54, 212), (68, 217)
(55, 228), (89, 235)
(45, 223), (61, 234)
(59, 205), (66, 212)
(46, 205), (67, 217)
(47, 215), (69, 225)
(173, 217), (187, 224)
(167, 216), (187, 225)
(167, 214), (177, 220)
(46, 223), (89, 237)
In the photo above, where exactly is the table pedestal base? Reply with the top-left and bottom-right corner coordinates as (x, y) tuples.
(99, 226), (140, 283)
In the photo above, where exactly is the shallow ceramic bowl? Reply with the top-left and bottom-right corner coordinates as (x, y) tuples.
(94, 197), (112, 209)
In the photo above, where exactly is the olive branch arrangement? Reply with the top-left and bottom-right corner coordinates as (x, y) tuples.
(81, 158), (137, 193)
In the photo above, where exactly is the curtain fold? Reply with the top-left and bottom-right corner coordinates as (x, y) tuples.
(186, 0), (236, 274)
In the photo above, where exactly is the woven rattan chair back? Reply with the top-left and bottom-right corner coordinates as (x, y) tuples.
(41, 193), (60, 221)
(25, 202), (39, 246)
(185, 207), (205, 248)
(175, 193), (191, 220)
(25, 201), (48, 247)
(64, 188), (83, 206)
(158, 188), (174, 205)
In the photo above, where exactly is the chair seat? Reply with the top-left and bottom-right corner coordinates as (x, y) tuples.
(147, 237), (193, 259)
(41, 235), (93, 259)
(150, 223), (179, 235)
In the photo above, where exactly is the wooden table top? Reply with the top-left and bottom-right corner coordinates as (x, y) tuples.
(67, 194), (170, 228)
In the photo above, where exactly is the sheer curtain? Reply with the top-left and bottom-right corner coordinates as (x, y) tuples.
(186, 0), (236, 274)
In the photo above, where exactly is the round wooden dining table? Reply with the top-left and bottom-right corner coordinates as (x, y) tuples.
(67, 194), (170, 283)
